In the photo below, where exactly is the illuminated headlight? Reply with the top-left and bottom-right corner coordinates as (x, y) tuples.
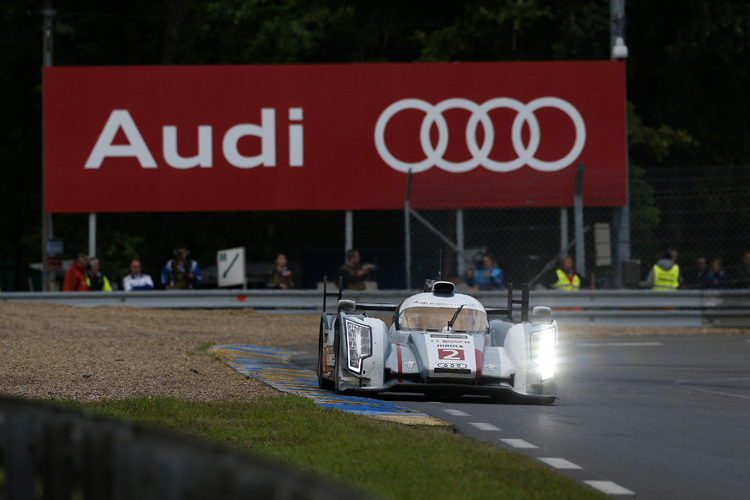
(531, 327), (556, 380)
(344, 319), (372, 374)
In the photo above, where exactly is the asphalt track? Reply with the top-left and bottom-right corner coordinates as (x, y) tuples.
(381, 334), (750, 499)
(222, 334), (750, 499)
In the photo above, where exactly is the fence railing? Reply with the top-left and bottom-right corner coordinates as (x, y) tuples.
(1, 289), (748, 328)
(0, 398), (370, 500)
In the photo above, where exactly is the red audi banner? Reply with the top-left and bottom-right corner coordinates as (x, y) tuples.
(43, 61), (626, 213)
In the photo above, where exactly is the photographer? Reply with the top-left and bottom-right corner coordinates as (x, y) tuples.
(336, 248), (374, 290)
(161, 244), (202, 290)
(266, 253), (294, 289)
(465, 253), (504, 291)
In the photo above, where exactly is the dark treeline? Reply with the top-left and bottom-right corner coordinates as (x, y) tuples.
(1, 0), (748, 289)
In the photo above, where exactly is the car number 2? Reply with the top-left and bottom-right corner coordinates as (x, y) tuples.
(438, 348), (465, 360)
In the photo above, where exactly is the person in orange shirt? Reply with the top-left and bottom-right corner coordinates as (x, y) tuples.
(62, 253), (89, 291)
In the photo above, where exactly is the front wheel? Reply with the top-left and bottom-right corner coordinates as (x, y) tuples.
(333, 333), (344, 393)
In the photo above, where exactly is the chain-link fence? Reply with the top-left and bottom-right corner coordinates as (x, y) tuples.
(403, 165), (750, 290)
(12, 167), (746, 291)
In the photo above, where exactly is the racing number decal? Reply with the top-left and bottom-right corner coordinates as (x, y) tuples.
(438, 348), (465, 360)
(428, 335), (475, 375)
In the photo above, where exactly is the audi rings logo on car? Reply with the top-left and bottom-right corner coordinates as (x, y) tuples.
(437, 363), (468, 369)
(374, 97), (586, 173)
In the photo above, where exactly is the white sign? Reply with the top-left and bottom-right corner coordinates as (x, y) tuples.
(594, 223), (612, 266)
(217, 247), (246, 288)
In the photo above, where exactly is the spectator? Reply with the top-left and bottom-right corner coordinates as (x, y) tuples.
(266, 253), (294, 289)
(447, 271), (463, 291)
(161, 244), (202, 289)
(546, 254), (586, 291)
(62, 253), (89, 292)
(732, 251), (750, 288)
(466, 253), (503, 291)
(123, 259), (154, 291)
(685, 256), (708, 289)
(702, 258), (731, 289)
(336, 249), (372, 290)
(640, 248), (682, 290)
(85, 257), (112, 291)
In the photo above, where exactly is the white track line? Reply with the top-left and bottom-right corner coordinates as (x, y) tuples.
(443, 409), (470, 416)
(579, 342), (662, 347)
(584, 480), (636, 496)
(500, 438), (537, 449)
(676, 377), (750, 400)
(538, 457), (582, 469)
(469, 422), (501, 431)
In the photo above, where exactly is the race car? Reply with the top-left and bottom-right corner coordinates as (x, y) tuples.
(316, 278), (558, 404)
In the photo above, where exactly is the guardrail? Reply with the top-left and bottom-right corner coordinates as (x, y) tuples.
(0, 397), (370, 500)
(1, 289), (748, 328)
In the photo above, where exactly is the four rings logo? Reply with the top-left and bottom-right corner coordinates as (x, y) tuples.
(374, 97), (586, 174)
(437, 363), (468, 369)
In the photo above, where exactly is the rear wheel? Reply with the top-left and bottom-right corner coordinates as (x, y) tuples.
(317, 319), (334, 390)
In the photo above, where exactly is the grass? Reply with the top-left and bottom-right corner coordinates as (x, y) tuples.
(186, 341), (221, 360)
(55, 395), (607, 500)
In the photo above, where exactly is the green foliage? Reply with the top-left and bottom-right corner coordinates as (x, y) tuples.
(627, 103), (697, 165)
(417, 0), (554, 61)
(57, 395), (606, 500)
(98, 231), (145, 286)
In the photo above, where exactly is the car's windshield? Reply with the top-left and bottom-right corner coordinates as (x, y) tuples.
(399, 306), (487, 332)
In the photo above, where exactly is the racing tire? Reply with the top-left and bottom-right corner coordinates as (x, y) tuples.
(317, 319), (334, 390)
(333, 333), (344, 393)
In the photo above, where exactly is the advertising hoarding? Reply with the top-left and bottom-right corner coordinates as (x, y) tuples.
(43, 61), (626, 213)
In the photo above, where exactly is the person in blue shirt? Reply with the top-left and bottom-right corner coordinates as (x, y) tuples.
(161, 244), (202, 289)
(123, 259), (154, 291)
(702, 257), (731, 289)
(466, 253), (504, 291)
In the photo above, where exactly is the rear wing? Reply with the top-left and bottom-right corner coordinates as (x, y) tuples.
(321, 276), (398, 313)
(485, 283), (530, 322)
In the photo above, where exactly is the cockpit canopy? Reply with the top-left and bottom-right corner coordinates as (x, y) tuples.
(398, 305), (488, 333)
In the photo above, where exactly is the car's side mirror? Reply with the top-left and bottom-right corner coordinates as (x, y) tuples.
(532, 306), (552, 323)
(338, 299), (356, 312)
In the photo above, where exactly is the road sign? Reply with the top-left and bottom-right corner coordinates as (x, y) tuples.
(46, 239), (64, 256)
(46, 257), (63, 272)
(217, 247), (246, 288)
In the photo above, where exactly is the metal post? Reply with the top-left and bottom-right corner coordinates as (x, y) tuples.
(404, 171), (413, 290)
(344, 210), (353, 255)
(611, 0), (630, 287)
(559, 208), (569, 254)
(456, 209), (465, 278)
(574, 163), (585, 276)
(88, 213), (96, 258)
(41, 3), (56, 291)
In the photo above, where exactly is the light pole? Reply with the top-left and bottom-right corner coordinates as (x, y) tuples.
(41, 1), (56, 291)
(611, 0), (630, 288)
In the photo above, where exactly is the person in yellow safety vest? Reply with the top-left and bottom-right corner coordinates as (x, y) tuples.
(85, 257), (113, 291)
(550, 255), (583, 291)
(639, 248), (682, 290)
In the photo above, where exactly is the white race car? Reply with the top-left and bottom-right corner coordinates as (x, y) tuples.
(316, 278), (558, 404)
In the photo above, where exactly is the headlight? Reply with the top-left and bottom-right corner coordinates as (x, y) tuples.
(344, 319), (372, 374)
(531, 327), (556, 380)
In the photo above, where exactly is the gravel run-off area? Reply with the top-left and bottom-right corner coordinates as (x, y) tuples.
(0, 302), (745, 403)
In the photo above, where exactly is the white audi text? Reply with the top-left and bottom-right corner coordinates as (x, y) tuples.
(84, 108), (304, 169)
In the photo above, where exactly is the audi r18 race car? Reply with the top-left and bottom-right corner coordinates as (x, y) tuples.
(316, 278), (558, 404)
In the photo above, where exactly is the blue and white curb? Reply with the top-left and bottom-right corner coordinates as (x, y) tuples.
(213, 345), (447, 425)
